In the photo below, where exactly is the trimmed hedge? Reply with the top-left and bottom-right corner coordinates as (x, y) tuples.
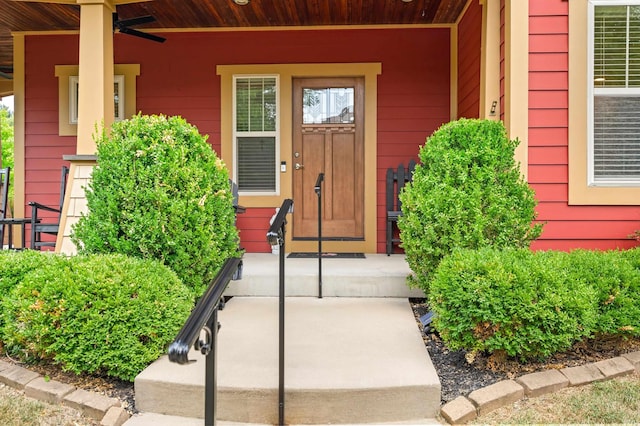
(71, 114), (239, 296)
(0, 251), (67, 330)
(570, 249), (640, 336)
(2, 252), (193, 381)
(0, 250), (67, 296)
(399, 119), (542, 295)
(430, 248), (640, 361)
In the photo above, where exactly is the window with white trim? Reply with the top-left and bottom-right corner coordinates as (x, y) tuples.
(69, 75), (125, 124)
(590, 1), (640, 184)
(233, 76), (279, 194)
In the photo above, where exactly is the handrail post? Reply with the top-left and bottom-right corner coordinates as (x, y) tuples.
(266, 199), (293, 426)
(314, 173), (324, 299)
(279, 229), (285, 425)
(205, 306), (218, 425)
(167, 257), (243, 426)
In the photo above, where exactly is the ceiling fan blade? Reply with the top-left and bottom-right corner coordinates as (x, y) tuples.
(117, 15), (156, 28)
(119, 27), (166, 43)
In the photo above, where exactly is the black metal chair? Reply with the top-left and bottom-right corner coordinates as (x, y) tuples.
(29, 166), (69, 250)
(230, 179), (246, 215)
(0, 167), (32, 250)
(386, 160), (416, 255)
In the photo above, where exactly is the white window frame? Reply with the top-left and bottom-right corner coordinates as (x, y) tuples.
(69, 75), (125, 125)
(588, 0), (640, 186)
(232, 74), (280, 196)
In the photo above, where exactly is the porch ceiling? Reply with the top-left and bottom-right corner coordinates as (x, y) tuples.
(0, 0), (468, 81)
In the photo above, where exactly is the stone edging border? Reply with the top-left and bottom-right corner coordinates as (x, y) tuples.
(440, 351), (640, 424)
(2, 349), (639, 425)
(0, 359), (129, 426)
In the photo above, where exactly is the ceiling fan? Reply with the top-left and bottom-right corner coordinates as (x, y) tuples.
(0, 66), (12, 80)
(113, 13), (166, 43)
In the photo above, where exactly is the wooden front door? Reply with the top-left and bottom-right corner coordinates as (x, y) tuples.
(292, 77), (364, 240)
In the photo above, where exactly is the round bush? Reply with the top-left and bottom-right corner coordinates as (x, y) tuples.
(0, 250), (66, 296)
(71, 114), (239, 295)
(569, 249), (640, 337)
(398, 119), (543, 294)
(429, 248), (597, 360)
(2, 254), (193, 381)
(0, 251), (67, 330)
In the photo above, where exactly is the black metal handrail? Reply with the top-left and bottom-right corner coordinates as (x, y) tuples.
(266, 198), (293, 426)
(168, 256), (243, 426)
(267, 199), (293, 246)
(314, 173), (324, 298)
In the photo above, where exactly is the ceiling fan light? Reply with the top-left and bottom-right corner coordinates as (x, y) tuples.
(402, 0), (414, 2)
(233, 0), (250, 5)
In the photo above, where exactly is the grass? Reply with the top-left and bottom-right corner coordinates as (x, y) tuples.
(476, 373), (640, 424)
(0, 383), (96, 426)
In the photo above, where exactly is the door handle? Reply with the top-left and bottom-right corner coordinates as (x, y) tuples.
(295, 163), (304, 170)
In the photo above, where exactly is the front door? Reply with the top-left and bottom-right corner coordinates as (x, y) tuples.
(292, 77), (364, 241)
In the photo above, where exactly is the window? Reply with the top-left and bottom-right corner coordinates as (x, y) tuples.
(233, 76), (278, 194)
(69, 75), (124, 124)
(56, 64), (139, 136)
(589, 1), (640, 185)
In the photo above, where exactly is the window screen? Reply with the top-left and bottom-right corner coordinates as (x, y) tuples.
(234, 77), (278, 192)
(592, 4), (640, 182)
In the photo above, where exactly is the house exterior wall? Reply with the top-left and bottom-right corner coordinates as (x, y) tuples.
(19, 0), (639, 253)
(22, 27), (452, 253)
(457, 0), (482, 119)
(529, 0), (639, 251)
(24, 35), (77, 230)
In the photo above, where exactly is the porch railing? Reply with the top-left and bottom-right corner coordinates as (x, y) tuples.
(314, 173), (324, 298)
(167, 256), (243, 426)
(266, 198), (293, 426)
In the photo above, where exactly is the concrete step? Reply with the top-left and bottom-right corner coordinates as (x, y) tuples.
(124, 412), (441, 425)
(134, 297), (441, 425)
(224, 253), (425, 298)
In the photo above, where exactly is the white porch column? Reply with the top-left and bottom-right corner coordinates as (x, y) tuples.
(480, 0), (501, 120)
(76, 0), (115, 154)
(504, 0), (529, 179)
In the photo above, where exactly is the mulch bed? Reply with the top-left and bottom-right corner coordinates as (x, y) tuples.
(411, 298), (640, 404)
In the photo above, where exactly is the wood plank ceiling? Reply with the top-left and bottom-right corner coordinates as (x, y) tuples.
(0, 0), (469, 79)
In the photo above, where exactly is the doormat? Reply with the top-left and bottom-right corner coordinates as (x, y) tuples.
(287, 252), (366, 259)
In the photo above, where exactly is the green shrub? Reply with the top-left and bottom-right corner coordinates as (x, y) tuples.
(0, 251), (66, 330)
(398, 119), (543, 294)
(0, 251), (65, 296)
(429, 248), (597, 360)
(2, 254), (193, 381)
(71, 114), (239, 295)
(570, 249), (640, 337)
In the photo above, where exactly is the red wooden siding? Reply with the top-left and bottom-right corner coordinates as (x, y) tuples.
(236, 208), (276, 253)
(457, 0), (481, 119)
(375, 28), (451, 252)
(23, 1), (639, 254)
(528, 0), (640, 251)
(23, 35), (77, 247)
(25, 27), (452, 253)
